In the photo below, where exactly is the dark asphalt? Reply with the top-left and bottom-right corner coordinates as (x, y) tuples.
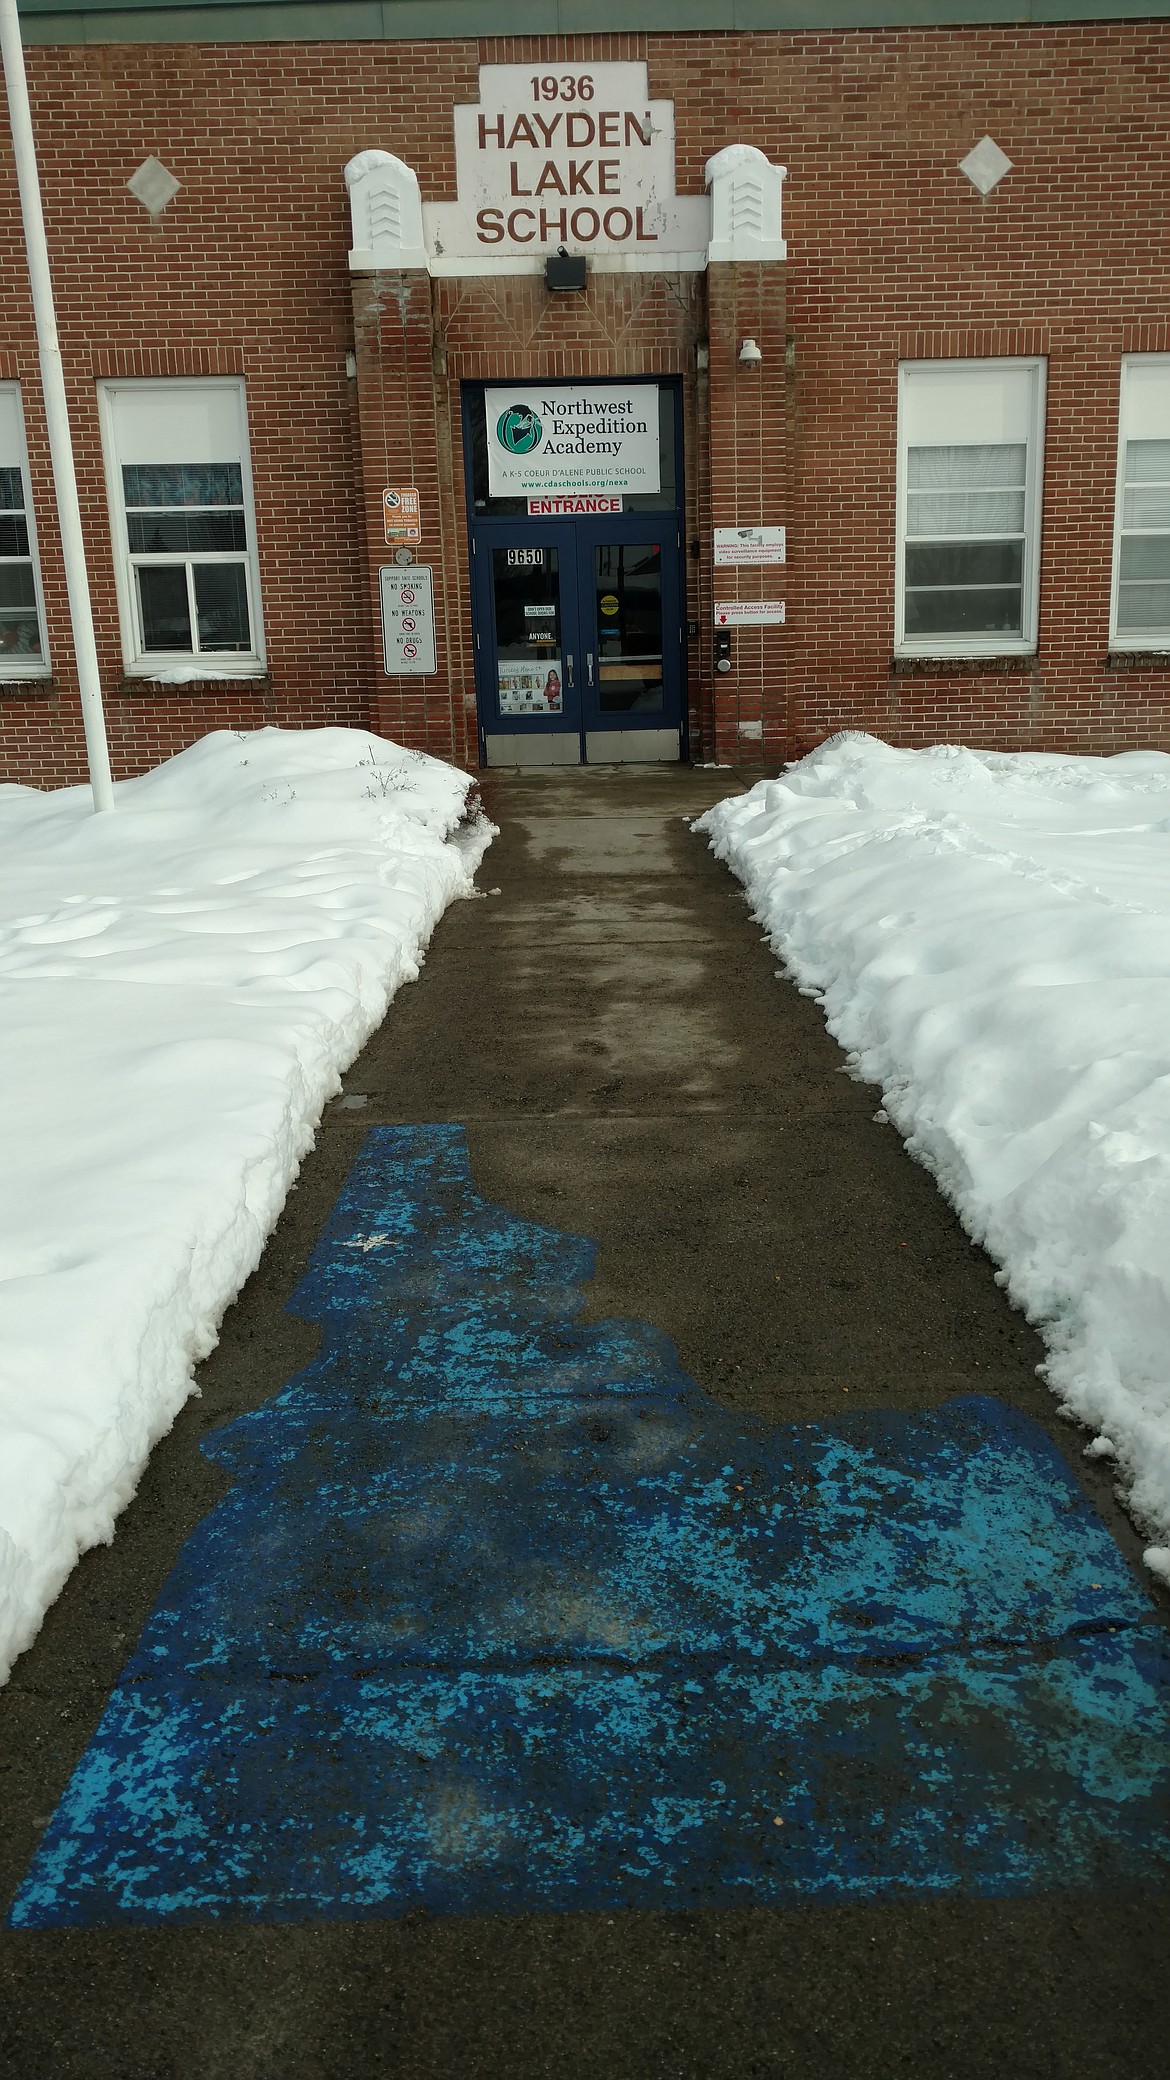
(2, 764), (1168, 2078)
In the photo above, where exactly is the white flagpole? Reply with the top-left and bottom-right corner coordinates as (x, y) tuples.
(0, 0), (114, 811)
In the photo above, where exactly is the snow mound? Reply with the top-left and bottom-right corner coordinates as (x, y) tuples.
(0, 727), (492, 1683)
(696, 732), (1170, 1566)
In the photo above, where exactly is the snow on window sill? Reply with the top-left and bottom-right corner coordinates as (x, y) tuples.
(118, 664), (270, 693)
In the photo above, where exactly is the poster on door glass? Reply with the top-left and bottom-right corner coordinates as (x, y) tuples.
(498, 658), (563, 715)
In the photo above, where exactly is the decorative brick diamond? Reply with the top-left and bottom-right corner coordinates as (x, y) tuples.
(958, 136), (1013, 196)
(127, 157), (181, 217)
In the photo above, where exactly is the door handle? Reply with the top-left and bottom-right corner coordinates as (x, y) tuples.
(565, 651), (574, 687)
(586, 652), (595, 686)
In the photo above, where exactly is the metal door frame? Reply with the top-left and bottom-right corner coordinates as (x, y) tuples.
(462, 380), (688, 767)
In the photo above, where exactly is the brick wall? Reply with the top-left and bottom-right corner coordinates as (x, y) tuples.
(2, 24), (1169, 788)
(356, 269), (707, 771)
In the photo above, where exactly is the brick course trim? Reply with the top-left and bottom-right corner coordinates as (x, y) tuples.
(88, 347), (246, 378)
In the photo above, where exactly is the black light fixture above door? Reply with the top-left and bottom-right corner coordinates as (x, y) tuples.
(545, 246), (587, 291)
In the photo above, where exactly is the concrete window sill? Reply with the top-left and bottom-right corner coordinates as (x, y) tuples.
(0, 676), (55, 698)
(889, 655), (1038, 677)
(117, 673), (272, 696)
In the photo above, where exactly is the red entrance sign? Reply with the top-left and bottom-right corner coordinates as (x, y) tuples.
(526, 494), (623, 516)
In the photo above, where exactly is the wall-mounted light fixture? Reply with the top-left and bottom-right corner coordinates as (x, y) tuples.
(738, 337), (763, 368)
(545, 246), (587, 292)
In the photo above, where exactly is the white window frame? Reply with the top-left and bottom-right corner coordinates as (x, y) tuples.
(1110, 355), (1170, 653)
(0, 383), (51, 681)
(97, 377), (266, 678)
(895, 358), (1046, 658)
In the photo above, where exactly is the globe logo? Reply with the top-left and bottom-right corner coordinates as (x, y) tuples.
(496, 405), (543, 456)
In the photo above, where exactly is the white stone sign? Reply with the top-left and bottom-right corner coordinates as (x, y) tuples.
(380, 565), (436, 674)
(486, 385), (660, 497)
(714, 526), (787, 567)
(425, 64), (711, 273)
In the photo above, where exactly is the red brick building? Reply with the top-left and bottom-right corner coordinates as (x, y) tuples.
(2, 0), (1170, 784)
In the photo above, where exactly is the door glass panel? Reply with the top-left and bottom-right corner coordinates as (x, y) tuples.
(593, 543), (663, 711)
(491, 546), (566, 717)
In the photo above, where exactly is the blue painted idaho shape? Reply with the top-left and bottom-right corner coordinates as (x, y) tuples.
(11, 1126), (1170, 1926)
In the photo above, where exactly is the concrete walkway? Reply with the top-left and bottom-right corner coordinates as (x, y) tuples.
(2, 767), (1168, 2078)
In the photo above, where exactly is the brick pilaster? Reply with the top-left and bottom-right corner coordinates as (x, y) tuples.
(705, 261), (789, 766)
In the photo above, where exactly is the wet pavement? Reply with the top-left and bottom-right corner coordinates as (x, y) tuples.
(2, 764), (1168, 2076)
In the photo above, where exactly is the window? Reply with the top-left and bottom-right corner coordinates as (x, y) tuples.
(0, 385), (49, 677)
(1112, 357), (1170, 650)
(896, 360), (1045, 655)
(99, 380), (264, 673)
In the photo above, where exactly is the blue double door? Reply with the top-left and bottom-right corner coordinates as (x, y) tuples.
(471, 516), (685, 766)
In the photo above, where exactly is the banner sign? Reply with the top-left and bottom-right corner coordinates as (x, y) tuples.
(486, 385), (660, 497)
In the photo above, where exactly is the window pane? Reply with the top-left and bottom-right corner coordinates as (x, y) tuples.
(626, 391), (678, 514)
(137, 565), (192, 650)
(0, 466), (24, 510)
(0, 515), (30, 557)
(907, 490), (1025, 536)
(904, 586), (1023, 636)
(127, 511), (247, 553)
(1116, 582), (1170, 634)
(908, 444), (1026, 490)
(122, 463), (243, 509)
(0, 614), (41, 658)
(1122, 486), (1170, 530)
(594, 542), (664, 712)
(194, 563), (250, 651)
(0, 564), (36, 610)
(1125, 440), (1170, 484)
(1119, 537), (1170, 582)
(905, 540), (1024, 587)
(490, 546), (563, 713)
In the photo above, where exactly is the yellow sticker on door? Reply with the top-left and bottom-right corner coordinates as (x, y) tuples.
(600, 594), (620, 616)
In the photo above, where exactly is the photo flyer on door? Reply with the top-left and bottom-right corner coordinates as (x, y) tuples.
(498, 659), (564, 714)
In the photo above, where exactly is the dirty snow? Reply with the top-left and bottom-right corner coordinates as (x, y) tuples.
(0, 727), (491, 1682)
(697, 734), (1170, 1578)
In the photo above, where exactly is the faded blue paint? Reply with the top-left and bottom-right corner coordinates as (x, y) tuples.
(10, 1125), (1170, 1926)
